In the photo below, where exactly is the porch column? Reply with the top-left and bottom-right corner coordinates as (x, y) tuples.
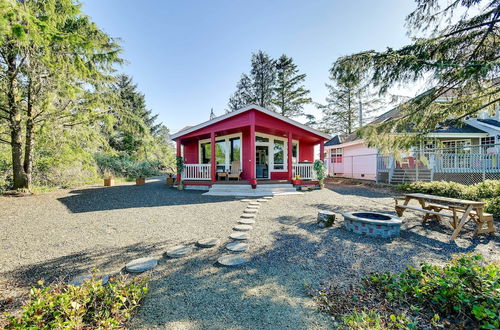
(176, 140), (181, 184)
(210, 131), (216, 182)
(249, 124), (255, 181)
(320, 142), (325, 161)
(287, 132), (293, 181)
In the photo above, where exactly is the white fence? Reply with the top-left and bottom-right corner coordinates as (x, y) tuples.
(181, 164), (211, 180)
(292, 163), (316, 180)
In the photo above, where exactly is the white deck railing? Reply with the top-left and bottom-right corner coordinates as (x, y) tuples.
(182, 164), (211, 180)
(292, 163), (316, 180)
(434, 153), (500, 173)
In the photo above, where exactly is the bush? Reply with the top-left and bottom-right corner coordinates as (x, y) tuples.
(5, 273), (148, 329)
(397, 180), (500, 217)
(485, 197), (500, 218)
(95, 153), (162, 179)
(311, 253), (499, 329)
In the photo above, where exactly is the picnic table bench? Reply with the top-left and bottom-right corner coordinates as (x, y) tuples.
(394, 193), (495, 240)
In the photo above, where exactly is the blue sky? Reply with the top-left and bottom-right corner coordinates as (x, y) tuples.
(82, 0), (419, 133)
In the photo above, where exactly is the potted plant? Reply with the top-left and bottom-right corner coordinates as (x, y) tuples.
(166, 173), (175, 185)
(313, 160), (326, 189)
(292, 175), (301, 186)
(128, 162), (147, 186)
(176, 156), (184, 190)
(103, 170), (114, 187)
(249, 178), (257, 189)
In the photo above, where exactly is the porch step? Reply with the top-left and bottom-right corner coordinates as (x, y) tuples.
(390, 169), (432, 184)
(203, 184), (301, 196)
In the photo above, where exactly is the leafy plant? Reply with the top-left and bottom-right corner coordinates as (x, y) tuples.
(311, 253), (499, 329)
(176, 156), (184, 175)
(485, 197), (500, 219)
(5, 272), (149, 329)
(313, 160), (326, 182)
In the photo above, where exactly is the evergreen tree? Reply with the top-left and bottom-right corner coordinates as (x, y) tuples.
(251, 50), (276, 108)
(272, 55), (311, 117)
(227, 50), (276, 111)
(333, 0), (500, 150)
(209, 108), (216, 119)
(0, 0), (122, 189)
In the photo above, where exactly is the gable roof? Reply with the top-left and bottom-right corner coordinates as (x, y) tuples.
(170, 104), (331, 140)
(478, 119), (500, 128)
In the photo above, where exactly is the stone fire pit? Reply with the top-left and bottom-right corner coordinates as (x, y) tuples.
(342, 212), (401, 238)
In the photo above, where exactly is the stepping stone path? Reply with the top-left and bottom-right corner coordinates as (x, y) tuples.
(257, 199), (269, 202)
(244, 208), (258, 214)
(234, 224), (252, 231)
(166, 245), (193, 258)
(230, 232), (249, 240)
(241, 213), (256, 218)
(247, 205), (260, 209)
(197, 238), (220, 248)
(126, 257), (158, 273)
(240, 199), (253, 202)
(70, 274), (109, 286)
(248, 202), (261, 206)
(218, 254), (248, 266)
(239, 218), (255, 225)
(226, 242), (249, 252)
(263, 196), (273, 199)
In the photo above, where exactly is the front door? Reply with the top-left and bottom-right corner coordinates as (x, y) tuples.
(256, 145), (269, 179)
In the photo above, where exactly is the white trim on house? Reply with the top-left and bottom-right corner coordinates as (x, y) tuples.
(426, 132), (488, 138)
(198, 133), (243, 171)
(170, 104), (331, 140)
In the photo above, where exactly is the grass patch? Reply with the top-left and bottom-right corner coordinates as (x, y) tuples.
(309, 253), (499, 329)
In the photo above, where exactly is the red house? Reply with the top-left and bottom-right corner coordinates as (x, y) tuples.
(170, 105), (330, 189)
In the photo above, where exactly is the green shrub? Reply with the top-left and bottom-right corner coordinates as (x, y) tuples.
(312, 253), (499, 329)
(5, 273), (148, 329)
(475, 180), (500, 199)
(95, 153), (162, 179)
(485, 197), (500, 218)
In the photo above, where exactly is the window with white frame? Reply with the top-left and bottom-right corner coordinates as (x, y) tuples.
(442, 140), (471, 154)
(292, 142), (298, 163)
(273, 140), (285, 170)
(330, 148), (343, 163)
(481, 136), (495, 146)
(199, 134), (242, 170)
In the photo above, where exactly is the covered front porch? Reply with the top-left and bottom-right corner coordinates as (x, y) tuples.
(171, 106), (330, 188)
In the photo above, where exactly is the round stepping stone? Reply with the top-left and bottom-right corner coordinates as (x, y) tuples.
(234, 224), (253, 231)
(239, 218), (255, 224)
(218, 254), (248, 266)
(70, 274), (109, 286)
(230, 232), (249, 240)
(244, 208), (258, 214)
(247, 205), (260, 209)
(240, 199), (253, 202)
(248, 202), (261, 206)
(226, 242), (249, 252)
(257, 199), (269, 202)
(166, 245), (193, 258)
(126, 257), (158, 273)
(197, 238), (220, 248)
(263, 196), (273, 199)
(241, 213), (256, 219)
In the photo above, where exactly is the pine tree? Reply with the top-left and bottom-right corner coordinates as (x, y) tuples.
(251, 50), (276, 108)
(273, 55), (311, 117)
(227, 74), (254, 111)
(210, 108), (216, 119)
(333, 0), (500, 150)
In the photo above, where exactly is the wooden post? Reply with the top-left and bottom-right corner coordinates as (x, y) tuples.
(320, 142), (325, 161)
(287, 132), (293, 181)
(211, 131), (216, 182)
(249, 124), (256, 181)
(176, 140), (181, 184)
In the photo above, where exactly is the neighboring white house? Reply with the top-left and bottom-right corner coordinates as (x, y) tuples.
(325, 107), (500, 184)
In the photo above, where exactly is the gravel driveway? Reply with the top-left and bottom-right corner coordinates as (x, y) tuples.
(1, 178), (498, 329)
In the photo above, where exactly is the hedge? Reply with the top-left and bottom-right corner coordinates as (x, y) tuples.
(397, 180), (500, 217)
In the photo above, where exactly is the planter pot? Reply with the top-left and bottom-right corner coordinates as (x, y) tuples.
(103, 178), (114, 187)
(249, 179), (257, 189)
(293, 179), (302, 186)
(136, 177), (146, 185)
(166, 177), (175, 185)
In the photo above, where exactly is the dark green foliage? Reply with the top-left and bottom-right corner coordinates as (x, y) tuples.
(311, 253), (499, 329)
(228, 51), (311, 117)
(397, 180), (500, 216)
(95, 153), (163, 179)
(176, 156), (184, 174)
(272, 55), (312, 118)
(313, 160), (326, 181)
(331, 0), (499, 150)
(5, 273), (148, 329)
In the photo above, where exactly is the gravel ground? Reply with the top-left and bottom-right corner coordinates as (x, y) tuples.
(1, 178), (499, 329)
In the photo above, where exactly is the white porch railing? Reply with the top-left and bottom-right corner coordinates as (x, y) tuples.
(434, 153), (500, 173)
(292, 163), (316, 180)
(182, 164), (211, 180)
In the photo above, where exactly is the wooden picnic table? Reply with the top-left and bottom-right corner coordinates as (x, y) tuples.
(395, 193), (495, 240)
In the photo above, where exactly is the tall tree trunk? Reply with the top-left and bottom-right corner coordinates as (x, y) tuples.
(23, 79), (34, 187)
(7, 53), (29, 190)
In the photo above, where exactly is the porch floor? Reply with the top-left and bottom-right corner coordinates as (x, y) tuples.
(182, 179), (319, 185)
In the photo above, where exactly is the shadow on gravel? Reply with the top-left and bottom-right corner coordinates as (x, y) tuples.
(326, 184), (391, 199)
(57, 179), (234, 213)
